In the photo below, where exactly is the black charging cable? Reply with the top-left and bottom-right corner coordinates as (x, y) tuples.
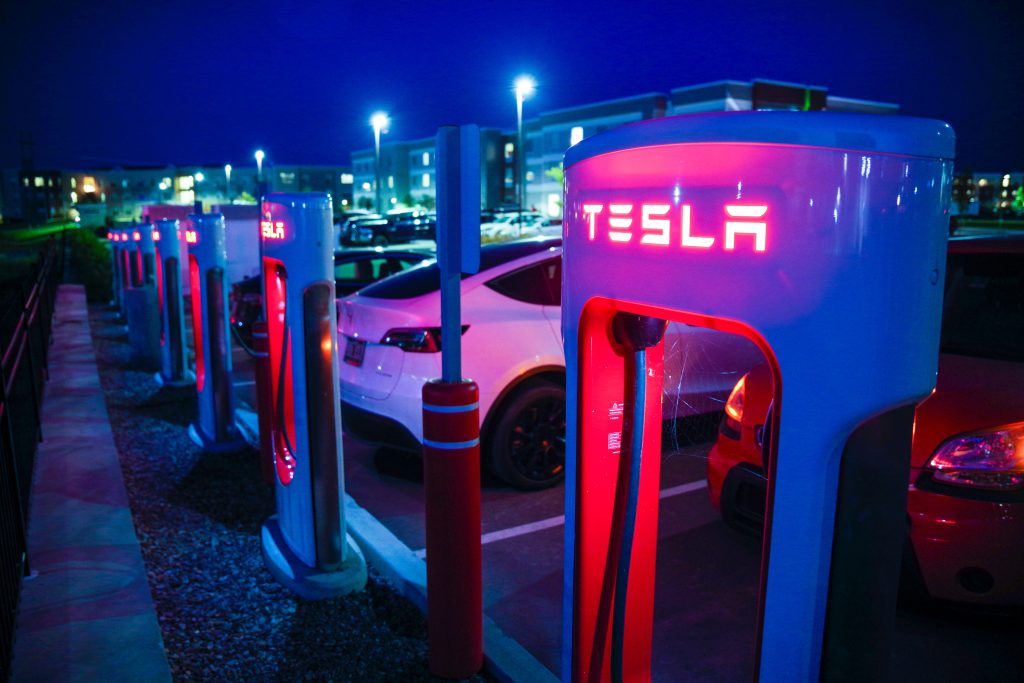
(610, 313), (667, 683)
(274, 265), (297, 463)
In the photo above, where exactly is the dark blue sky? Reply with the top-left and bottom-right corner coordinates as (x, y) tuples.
(1, 0), (1021, 171)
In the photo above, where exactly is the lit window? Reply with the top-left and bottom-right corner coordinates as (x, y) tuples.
(34, 176), (44, 187)
(48, 178), (53, 187)
(22, 178), (28, 187)
(178, 176), (194, 190)
(100, 192), (106, 202)
(71, 177), (77, 188)
(505, 142), (514, 158)
(570, 126), (584, 146)
(122, 179), (128, 188)
(83, 178), (96, 193)
(340, 173), (354, 184)
(180, 189), (194, 204)
(526, 171), (535, 182)
(422, 173), (430, 188)
(362, 181), (372, 191)
(70, 191), (78, 203)
(546, 193), (561, 217)
(422, 152), (430, 166)
(387, 175), (394, 189)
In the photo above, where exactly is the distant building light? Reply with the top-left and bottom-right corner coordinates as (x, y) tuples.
(159, 182), (168, 191)
(340, 173), (354, 184)
(978, 178), (989, 186)
(570, 126), (584, 146)
(1002, 174), (1011, 188)
(178, 176), (194, 191)
(34, 176), (44, 187)
(341, 198), (349, 206)
(390, 197), (397, 204)
(526, 171), (535, 182)
(279, 172), (295, 184)
(422, 152), (430, 166)
(71, 177), (77, 188)
(422, 173), (430, 188)
(70, 191), (78, 203)
(546, 192), (560, 217)
(195, 172), (205, 182)
(504, 142), (514, 158)
(387, 175), (394, 189)
(361, 181), (372, 191)
(22, 178), (29, 187)
(83, 182), (96, 194)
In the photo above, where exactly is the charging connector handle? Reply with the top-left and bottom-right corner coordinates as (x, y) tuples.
(610, 313), (665, 683)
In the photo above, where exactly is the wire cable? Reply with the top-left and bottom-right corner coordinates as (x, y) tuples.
(611, 348), (647, 683)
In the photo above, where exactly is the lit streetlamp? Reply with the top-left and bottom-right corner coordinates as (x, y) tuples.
(514, 75), (535, 234)
(254, 149), (266, 201)
(370, 112), (390, 213)
(224, 164), (232, 202)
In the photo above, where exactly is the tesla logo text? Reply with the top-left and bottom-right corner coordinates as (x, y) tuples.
(582, 203), (768, 252)
(185, 229), (198, 244)
(261, 220), (286, 240)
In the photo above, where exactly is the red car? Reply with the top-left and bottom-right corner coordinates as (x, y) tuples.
(707, 235), (1024, 606)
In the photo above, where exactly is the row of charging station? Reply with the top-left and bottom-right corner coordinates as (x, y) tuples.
(107, 194), (367, 601)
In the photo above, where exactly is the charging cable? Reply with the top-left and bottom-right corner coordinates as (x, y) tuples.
(610, 313), (666, 683)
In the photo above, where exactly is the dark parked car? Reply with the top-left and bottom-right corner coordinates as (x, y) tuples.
(229, 249), (432, 350)
(340, 210), (428, 247)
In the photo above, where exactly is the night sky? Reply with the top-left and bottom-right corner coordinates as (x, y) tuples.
(1, 0), (1021, 171)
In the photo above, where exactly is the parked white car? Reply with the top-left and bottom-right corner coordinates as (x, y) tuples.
(338, 237), (762, 489)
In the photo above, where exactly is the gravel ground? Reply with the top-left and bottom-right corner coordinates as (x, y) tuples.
(89, 305), (492, 683)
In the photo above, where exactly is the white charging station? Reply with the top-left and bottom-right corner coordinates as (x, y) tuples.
(154, 218), (194, 387)
(258, 192), (366, 600)
(561, 112), (954, 681)
(187, 213), (245, 452)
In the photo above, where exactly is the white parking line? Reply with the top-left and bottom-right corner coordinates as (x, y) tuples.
(412, 479), (707, 558)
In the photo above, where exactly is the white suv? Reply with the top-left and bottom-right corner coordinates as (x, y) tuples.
(338, 237), (762, 489)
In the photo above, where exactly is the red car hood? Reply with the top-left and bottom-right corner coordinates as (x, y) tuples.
(911, 353), (1024, 468)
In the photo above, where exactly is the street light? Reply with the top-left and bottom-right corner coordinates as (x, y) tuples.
(514, 75), (535, 235)
(224, 164), (232, 202)
(370, 112), (390, 213)
(254, 149), (266, 201)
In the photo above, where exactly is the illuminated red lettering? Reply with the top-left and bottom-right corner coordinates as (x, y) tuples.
(681, 204), (714, 249)
(724, 205), (767, 252)
(641, 205), (670, 246)
(261, 220), (286, 240)
(608, 204), (633, 242)
(582, 204), (603, 239)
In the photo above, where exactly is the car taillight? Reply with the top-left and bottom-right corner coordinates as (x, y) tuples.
(380, 326), (468, 353)
(926, 422), (1024, 491)
(721, 374), (746, 436)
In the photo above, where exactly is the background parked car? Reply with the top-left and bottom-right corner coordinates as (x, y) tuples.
(339, 210), (427, 248)
(707, 234), (1024, 606)
(229, 248), (431, 349)
(338, 237), (763, 490)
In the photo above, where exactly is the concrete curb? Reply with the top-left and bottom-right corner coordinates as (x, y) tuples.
(236, 407), (558, 683)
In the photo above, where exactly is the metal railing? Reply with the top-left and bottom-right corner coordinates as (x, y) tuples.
(0, 237), (62, 682)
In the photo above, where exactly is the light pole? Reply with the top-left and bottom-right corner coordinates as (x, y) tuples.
(370, 112), (390, 214)
(514, 75), (535, 235)
(255, 149), (266, 201)
(224, 164), (232, 202)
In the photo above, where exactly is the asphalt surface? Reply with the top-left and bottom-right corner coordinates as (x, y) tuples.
(226, 241), (1023, 682)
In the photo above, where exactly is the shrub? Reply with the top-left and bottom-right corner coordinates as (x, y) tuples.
(68, 228), (113, 303)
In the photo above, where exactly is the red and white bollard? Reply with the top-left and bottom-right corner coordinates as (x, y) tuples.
(422, 378), (483, 679)
(251, 320), (275, 486)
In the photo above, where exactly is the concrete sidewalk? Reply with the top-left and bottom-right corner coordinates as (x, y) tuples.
(11, 286), (170, 682)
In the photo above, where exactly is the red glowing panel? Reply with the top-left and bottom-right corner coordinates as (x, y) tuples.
(152, 229), (161, 241)
(133, 231), (141, 241)
(584, 202), (769, 253)
(189, 255), (204, 393)
(106, 231), (113, 241)
(260, 220), (286, 241)
(185, 229), (198, 244)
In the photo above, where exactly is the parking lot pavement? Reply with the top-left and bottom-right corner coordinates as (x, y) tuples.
(222, 324), (1022, 682)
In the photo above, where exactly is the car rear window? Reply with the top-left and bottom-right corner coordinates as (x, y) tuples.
(941, 252), (1023, 362)
(358, 238), (561, 300)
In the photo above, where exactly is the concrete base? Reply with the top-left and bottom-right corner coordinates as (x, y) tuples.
(187, 421), (247, 453)
(260, 516), (368, 600)
(154, 369), (195, 388)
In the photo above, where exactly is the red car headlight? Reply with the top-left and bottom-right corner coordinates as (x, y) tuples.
(926, 422), (1024, 491)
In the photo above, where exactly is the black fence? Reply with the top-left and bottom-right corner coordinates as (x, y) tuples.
(0, 237), (62, 682)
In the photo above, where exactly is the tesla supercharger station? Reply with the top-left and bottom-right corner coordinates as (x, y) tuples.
(561, 112), (953, 682)
(187, 213), (245, 452)
(154, 219), (193, 386)
(258, 192), (366, 599)
(108, 229), (123, 311)
(125, 223), (160, 368)
(117, 228), (132, 321)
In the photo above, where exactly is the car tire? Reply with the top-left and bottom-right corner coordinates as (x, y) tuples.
(486, 380), (566, 490)
(372, 235), (389, 247)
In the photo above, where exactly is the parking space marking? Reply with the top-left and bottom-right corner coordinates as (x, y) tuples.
(412, 479), (707, 558)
